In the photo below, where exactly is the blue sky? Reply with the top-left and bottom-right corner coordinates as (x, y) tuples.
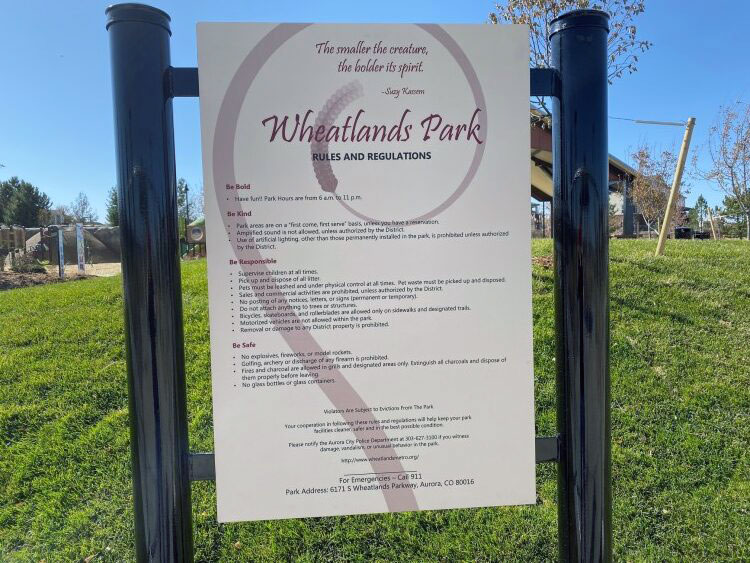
(1, 0), (747, 219)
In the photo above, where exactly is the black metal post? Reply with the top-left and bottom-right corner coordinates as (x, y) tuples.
(550, 10), (611, 562)
(106, 4), (193, 561)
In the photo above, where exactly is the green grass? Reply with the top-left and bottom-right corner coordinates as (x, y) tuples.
(1, 240), (749, 561)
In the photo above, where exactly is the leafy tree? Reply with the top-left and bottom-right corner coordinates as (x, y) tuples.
(176, 178), (204, 236)
(105, 186), (119, 226)
(630, 144), (679, 238)
(177, 178), (189, 217)
(177, 178), (189, 236)
(490, 0), (652, 117)
(695, 101), (750, 239)
(687, 194), (709, 231)
(719, 195), (750, 239)
(0, 181), (14, 224)
(0, 177), (52, 227)
(69, 192), (98, 223)
(608, 202), (620, 235)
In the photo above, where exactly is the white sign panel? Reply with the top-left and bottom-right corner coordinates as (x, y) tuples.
(57, 229), (65, 279)
(76, 223), (85, 274)
(198, 22), (534, 523)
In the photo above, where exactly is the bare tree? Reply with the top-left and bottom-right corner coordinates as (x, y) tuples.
(69, 192), (99, 223)
(631, 144), (678, 238)
(191, 184), (204, 221)
(490, 0), (652, 118)
(40, 204), (72, 225)
(695, 101), (750, 239)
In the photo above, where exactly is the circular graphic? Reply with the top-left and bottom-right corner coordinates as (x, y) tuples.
(310, 25), (488, 224)
(190, 226), (205, 243)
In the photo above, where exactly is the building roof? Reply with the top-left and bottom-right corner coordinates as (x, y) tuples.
(530, 123), (636, 201)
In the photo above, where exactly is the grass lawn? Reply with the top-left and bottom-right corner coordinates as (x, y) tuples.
(1, 240), (749, 561)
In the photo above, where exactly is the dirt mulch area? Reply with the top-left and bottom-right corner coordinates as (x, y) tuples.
(0, 271), (90, 291)
(532, 255), (553, 269)
(45, 263), (121, 278)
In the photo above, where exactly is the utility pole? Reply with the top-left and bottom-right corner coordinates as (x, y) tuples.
(655, 117), (696, 256)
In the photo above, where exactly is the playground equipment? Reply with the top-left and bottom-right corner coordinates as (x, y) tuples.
(182, 217), (206, 257)
(0, 226), (27, 270)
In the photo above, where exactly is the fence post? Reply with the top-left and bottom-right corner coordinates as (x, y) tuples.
(550, 10), (612, 562)
(106, 4), (193, 561)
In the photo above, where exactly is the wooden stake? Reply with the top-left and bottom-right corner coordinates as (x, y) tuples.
(655, 117), (696, 256)
(707, 206), (718, 240)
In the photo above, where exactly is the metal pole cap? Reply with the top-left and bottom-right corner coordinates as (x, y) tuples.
(105, 3), (171, 34)
(549, 9), (610, 37)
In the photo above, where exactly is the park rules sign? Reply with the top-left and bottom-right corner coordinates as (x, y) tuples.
(197, 23), (534, 522)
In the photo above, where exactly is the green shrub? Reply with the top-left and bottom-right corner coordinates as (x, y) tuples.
(9, 252), (47, 274)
